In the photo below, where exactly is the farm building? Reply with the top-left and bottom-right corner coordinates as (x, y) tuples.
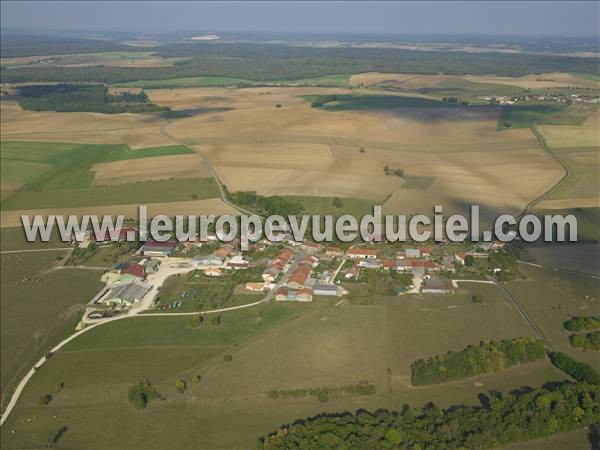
(227, 255), (249, 269)
(144, 259), (161, 273)
(299, 241), (320, 253)
(312, 283), (341, 297)
(454, 252), (469, 265)
(274, 287), (313, 302)
(120, 263), (145, 280)
(141, 240), (177, 257)
(245, 282), (266, 292)
(346, 248), (378, 259)
(93, 226), (138, 243)
(405, 248), (421, 258)
(422, 278), (456, 294)
(286, 265), (311, 290)
(262, 267), (281, 282)
(358, 258), (382, 269)
(204, 268), (222, 277)
(99, 280), (151, 307)
(193, 255), (223, 267)
(325, 247), (344, 257)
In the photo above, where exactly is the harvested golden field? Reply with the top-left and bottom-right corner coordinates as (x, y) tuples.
(152, 87), (562, 220)
(0, 100), (174, 148)
(349, 72), (598, 90)
(1, 86), (568, 220)
(1, 51), (188, 68)
(91, 154), (209, 186)
(0, 198), (237, 228)
(538, 125), (600, 148)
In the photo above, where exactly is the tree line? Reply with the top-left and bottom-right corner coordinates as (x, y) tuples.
(259, 381), (599, 449)
(18, 83), (167, 114)
(410, 338), (545, 385)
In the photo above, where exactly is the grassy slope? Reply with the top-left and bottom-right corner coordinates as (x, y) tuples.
(0, 279), (576, 449)
(0, 251), (103, 411)
(533, 207), (599, 242)
(498, 103), (567, 129)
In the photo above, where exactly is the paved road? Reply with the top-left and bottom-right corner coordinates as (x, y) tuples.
(0, 247), (71, 254)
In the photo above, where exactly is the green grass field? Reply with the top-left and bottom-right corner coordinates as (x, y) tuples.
(0, 226), (71, 251)
(498, 103), (567, 129)
(0, 142), (216, 210)
(152, 266), (266, 312)
(544, 146), (599, 202)
(507, 265), (600, 368)
(533, 207), (599, 242)
(313, 93), (454, 110)
(538, 103), (598, 126)
(2, 176), (220, 210)
(116, 74), (350, 89)
(0, 251), (103, 412)
(1, 279), (576, 449)
(416, 79), (527, 103)
(283, 195), (375, 217)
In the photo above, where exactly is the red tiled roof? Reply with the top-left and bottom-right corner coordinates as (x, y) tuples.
(143, 239), (177, 249)
(277, 249), (294, 261)
(347, 248), (378, 256)
(287, 265), (311, 286)
(122, 263), (145, 278)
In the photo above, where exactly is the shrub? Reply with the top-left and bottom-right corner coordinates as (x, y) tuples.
(175, 379), (187, 393)
(38, 394), (53, 405)
(128, 380), (162, 408)
(472, 295), (484, 304)
(223, 354), (233, 362)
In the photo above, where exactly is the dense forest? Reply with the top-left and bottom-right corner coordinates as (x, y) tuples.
(17, 83), (167, 113)
(260, 382), (599, 449)
(2, 41), (599, 84)
(410, 338), (546, 385)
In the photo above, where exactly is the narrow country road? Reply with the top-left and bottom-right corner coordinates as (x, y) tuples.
(0, 249), (301, 426)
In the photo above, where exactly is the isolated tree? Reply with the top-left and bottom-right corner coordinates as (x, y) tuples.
(332, 197), (343, 208)
(465, 255), (475, 266)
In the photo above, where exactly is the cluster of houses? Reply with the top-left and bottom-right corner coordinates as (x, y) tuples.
(480, 93), (599, 106)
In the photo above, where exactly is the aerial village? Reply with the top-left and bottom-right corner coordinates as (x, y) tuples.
(71, 226), (508, 326)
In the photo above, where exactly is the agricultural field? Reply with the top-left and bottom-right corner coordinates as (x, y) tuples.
(0, 140), (229, 224)
(144, 86), (564, 223)
(0, 281), (574, 449)
(0, 250), (103, 411)
(1, 51), (189, 69)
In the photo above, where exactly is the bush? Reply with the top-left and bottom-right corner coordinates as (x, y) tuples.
(175, 379), (187, 393)
(223, 354), (233, 362)
(332, 197), (343, 208)
(190, 314), (204, 328)
(128, 380), (162, 408)
(464, 255), (475, 266)
(47, 425), (68, 448)
(38, 394), (53, 405)
(210, 315), (221, 327)
(564, 316), (600, 332)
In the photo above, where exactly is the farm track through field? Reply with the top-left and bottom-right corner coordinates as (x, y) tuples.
(158, 121), (258, 216)
(519, 121), (573, 216)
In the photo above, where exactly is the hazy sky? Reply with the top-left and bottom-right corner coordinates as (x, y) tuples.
(2, 1), (599, 37)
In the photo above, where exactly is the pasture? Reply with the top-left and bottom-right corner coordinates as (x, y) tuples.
(0, 250), (103, 411)
(507, 265), (600, 368)
(0, 283), (571, 449)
